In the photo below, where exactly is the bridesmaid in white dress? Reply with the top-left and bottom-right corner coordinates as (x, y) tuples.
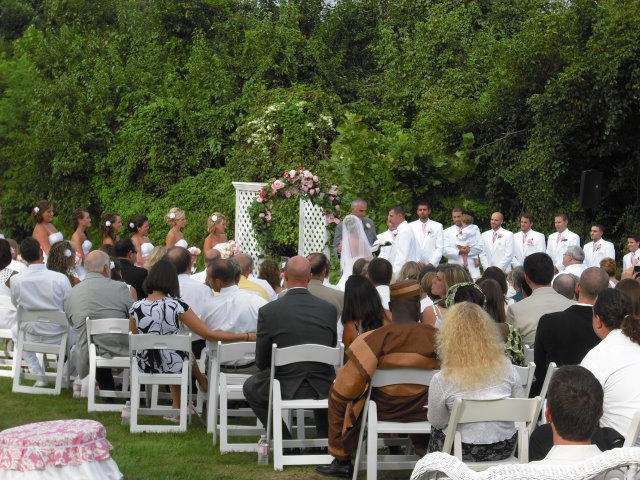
(165, 207), (188, 249)
(70, 209), (92, 279)
(31, 200), (62, 257)
(203, 212), (227, 253)
(99, 211), (122, 247)
(128, 214), (153, 266)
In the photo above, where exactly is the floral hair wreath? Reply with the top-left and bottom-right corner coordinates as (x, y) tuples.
(444, 282), (487, 309)
(33, 206), (40, 213)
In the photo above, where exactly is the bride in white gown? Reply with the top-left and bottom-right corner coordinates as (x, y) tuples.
(336, 214), (373, 291)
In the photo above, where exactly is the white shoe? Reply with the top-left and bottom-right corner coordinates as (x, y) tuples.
(34, 380), (48, 387)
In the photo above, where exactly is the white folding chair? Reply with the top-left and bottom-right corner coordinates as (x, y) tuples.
(524, 345), (534, 365)
(267, 343), (343, 471)
(0, 327), (15, 378)
(12, 308), (69, 395)
(129, 333), (191, 433)
(515, 362), (536, 397)
(624, 410), (640, 447)
(535, 361), (557, 426)
(353, 368), (439, 480)
(441, 396), (541, 471)
(86, 318), (130, 412)
(207, 341), (261, 451)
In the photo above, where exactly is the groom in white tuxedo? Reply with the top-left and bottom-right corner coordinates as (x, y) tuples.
(409, 201), (443, 268)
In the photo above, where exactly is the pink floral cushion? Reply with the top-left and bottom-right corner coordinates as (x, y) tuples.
(0, 420), (113, 471)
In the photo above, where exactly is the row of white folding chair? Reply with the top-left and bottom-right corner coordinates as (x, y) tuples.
(353, 367), (439, 480)
(12, 308), (70, 395)
(515, 362), (536, 398)
(86, 318), (131, 412)
(207, 341), (262, 452)
(442, 396), (541, 471)
(0, 327), (14, 378)
(524, 345), (534, 365)
(128, 332), (192, 433)
(625, 410), (640, 447)
(267, 343), (344, 471)
(534, 362), (557, 427)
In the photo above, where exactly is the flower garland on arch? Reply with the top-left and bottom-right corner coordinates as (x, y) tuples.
(249, 168), (342, 256)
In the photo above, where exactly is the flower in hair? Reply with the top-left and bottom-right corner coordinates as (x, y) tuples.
(105, 220), (111, 227)
(109, 261), (115, 270)
(211, 215), (218, 222)
(64, 249), (72, 258)
(129, 222), (135, 229)
(33, 207), (40, 213)
(169, 212), (176, 219)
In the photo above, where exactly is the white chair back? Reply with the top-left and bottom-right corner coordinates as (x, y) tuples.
(87, 318), (130, 337)
(624, 410), (640, 447)
(515, 362), (536, 397)
(535, 362), (557, 425)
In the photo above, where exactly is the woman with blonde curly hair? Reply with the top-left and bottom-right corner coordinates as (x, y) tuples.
(203, 212), (227, 253)
(421, 264), (472, 327)
(165, 208), (187, 249)
(47, 241), (80, 286)
(427, 302), (524, 461)
(100, 212), (121, 247)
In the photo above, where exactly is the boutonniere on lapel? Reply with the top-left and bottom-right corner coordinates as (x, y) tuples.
(392, 229), (398, 237)
(594, 243), (601, 251)
(526, 238), (534, 246)
(496, 233), (502, 240)
(560, 237), (567, 242)
(365, 222), (371, 230)
(427, 229), (433, 236)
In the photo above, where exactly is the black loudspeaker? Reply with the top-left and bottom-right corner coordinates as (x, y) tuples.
(579, 170), (602, 209)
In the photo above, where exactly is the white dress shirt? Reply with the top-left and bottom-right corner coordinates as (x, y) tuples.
(554, 262), (587, 281)
(512, 229), (546, 267)
(376, 230), (394, 260)
(530, 445), (603, 465)
(201, 285), (266, 336)
(583, 239), (616, 268)
(581, 329), (640, 445)
(10, 263), (72, 336)
(375, 285), (390, 310)
(388, 221), (420, 275)
(443, 224), (483, 279)
(623, 250), (640, 271)
(8, 259), (26, 274)
(409, 218), (444, 266)
(178, 273), (215, 341)
(480, 227), (515, 272)
(190, 269), (207, 284)
(547, 229), (580, 271)
(248, 273), (277, 301)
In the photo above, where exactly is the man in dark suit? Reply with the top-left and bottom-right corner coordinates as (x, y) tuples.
(531, 267), (609, 396)
(243, 255), (338, 439)
(332, 198), (376, 257)
(114, 238), (147, 299)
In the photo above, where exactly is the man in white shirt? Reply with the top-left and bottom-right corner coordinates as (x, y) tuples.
(167, 246), (215, 360)
(233, 254), (270, 301)
(557, 245), (587, 279)
(512, 213), (546, 268)
(10, 237), (73, 377)
(581, 288), (640, 444)
(375, 219), (395, 261)
(387, 205), (419, 276)
(191, 248), (220, 284)
(583, 224), (615, 268)
(443, 207), (483, 279)
(479, 212), (514, 272)
(201, 259), (266, 370)
(409, 201), (443, 267)
(622, 234), (639, 271)
(530, 366), (604, 464)
(546, 213), (580, 272)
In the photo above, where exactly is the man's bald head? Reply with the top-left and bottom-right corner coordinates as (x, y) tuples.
(84, 250), (110, 275)
(235, 253), (253, 276)
(579, 267), (610, 299)
(166, 246), (192, 274)
(204, 248), (221, 265)
(285, 256), (311, 287)
(552, 274), (577, 300)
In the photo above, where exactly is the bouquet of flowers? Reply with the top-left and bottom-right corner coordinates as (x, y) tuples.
(214, 240), (241, 259)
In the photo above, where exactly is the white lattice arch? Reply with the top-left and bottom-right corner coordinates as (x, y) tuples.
(233, 182), (330, 270)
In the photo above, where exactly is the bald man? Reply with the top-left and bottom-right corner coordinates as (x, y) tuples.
(191, 248), (221, 284)
(243, 255), (338, 440)
(480, 212), (515, 273)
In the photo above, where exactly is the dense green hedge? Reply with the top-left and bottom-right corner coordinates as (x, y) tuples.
(0, 0), (638, 252)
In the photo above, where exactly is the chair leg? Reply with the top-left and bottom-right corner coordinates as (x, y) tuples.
(130, 370), (140, 433)
(273, 384), (283, 471)
(366, 402), (378, 480)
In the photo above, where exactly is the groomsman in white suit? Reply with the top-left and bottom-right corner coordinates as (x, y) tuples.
(623, 234), (640, 271)
(387, 205), (419, 276)
(583, 224), (616, 268)
(546, 213), (580, 272)
(480, 212), (514, 272)
(409, 201), (443, 267)
(443, 207), (483, 279)
(512, 213), (546, 268)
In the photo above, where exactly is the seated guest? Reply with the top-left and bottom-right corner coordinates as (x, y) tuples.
(552, 273), (577, 300)
(398, 261), (421, 281)
(115, 238), (147, 299)
(507, 253), (575, 345)
(191, 247), (220, 284)
(130, 260), (254, 414)
(421, 264), (471, 327)
(341, 275), (386, 349)
(0, 239), (17, 330)
(317, 282), (438, 478)
(6, 238), (25, 274)
(616, 278), (640, 314)
(427, 302), (524, 461)
(581, 288), (640, 445)
(600, 258), (617, 287)
(234, 253), (270, 301)
(10, 237), (72, 380)
(47, 240), (80, 286)
(531, 267), (608, 396)
(367, 257), (393, 310)
(480, 266), (510, 301)
(529, 365), (623, 461)
(557, 245), (587, 279)
(201, 258), (266, 372)
(243, 256), (337, 443)
(258, 259), (283, 296)
(509, 265), (531, 302)
(530, 366), (606, 465)
(419, 270), (436, 313)
(307, 253), (343, 321)
(64, 250), (133, 389)
(351, 258), (369, 276)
